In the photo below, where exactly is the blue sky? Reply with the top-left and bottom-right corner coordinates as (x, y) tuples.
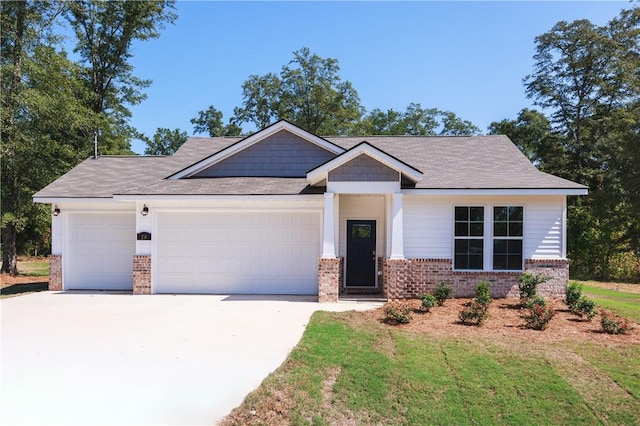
(126, 1), (629, 154)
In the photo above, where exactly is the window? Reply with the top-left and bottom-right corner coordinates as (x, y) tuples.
(454, 207), (484, 270)
(351, 224), (372, 238)
(493, 206), (523, 270)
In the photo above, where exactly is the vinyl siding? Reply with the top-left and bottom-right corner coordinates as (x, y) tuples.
(403, 195), (565, 262)
(337, 195), (386, 259)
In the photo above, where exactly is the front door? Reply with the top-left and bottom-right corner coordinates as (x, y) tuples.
(346, 220), (376, 287)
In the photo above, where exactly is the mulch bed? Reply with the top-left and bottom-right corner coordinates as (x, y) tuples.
(367, 298), (639, 345)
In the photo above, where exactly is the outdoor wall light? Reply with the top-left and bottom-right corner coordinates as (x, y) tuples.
(141, 204), (149, 216)
(52, 206), (60, 217)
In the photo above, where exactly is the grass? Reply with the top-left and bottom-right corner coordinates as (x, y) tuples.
(223, 310), (640, 425)
(16, 259), (49, 277)
(577, 283), (640, 323)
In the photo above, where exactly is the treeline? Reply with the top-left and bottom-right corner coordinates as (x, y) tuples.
(2, 3), (638, 282)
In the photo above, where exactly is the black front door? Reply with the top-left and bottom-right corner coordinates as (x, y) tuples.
(346, 220), (376, 287)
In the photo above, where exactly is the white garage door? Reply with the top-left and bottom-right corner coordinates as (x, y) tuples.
(155, 211), (321, 294)
(66, 213), (135, 290)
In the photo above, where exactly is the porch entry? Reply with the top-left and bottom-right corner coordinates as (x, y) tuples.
(346, 220), (376, 287)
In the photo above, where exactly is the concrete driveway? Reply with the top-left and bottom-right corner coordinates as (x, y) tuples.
(1, 292), (382, 425)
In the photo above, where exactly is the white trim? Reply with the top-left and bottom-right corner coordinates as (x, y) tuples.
(307, 143), (423, 186)
(561, 196), (567, 258)
(33, 197), (119, 204)
(404, 188), (588, 196)
(170, 121), (344, 180)
(322, 193), (336, 258)
(113, 194), (324, 202)
(327, 181), (400, 194)
(390, 193), (404, 259)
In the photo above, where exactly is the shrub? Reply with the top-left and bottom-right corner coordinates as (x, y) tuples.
(571, 297), (597, 321)
(525, 295), (547, 309)
(459, 300), (488, 326)
(433, 282), (453, 306)
(383, 301), (413, 324)
(518, 272), (548, 302)
(475, 280), (492, 307)
(522, 301), (555, 330)
(419, 294), (437, 312)
(600, 310), (634, 335)
(565, 281), (583, 310)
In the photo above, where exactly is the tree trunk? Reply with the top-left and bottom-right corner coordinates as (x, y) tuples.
(1, 224), (19, 276)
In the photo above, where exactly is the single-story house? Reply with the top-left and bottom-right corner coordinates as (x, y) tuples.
(34, 120), (587, 301)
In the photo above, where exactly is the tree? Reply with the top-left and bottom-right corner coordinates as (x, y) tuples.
(359, 103), (480, 136)
(144, 128), (188, 156)
(190, 105), (242, 136)
(233, 47), (363, 135)
(1, 1), (95, 274)
(523, 8), (640, 281)
(66, 0), (177, 154)
(488, 108), (567, 171)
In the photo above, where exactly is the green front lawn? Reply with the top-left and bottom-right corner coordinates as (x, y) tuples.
(16, 259), (49, 277)
(222, 310), (640, 425)
(579, 283), (640, 323)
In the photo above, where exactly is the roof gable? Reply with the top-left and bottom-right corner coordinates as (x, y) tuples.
(169, 120), (344, 179)
(307, 141), (423, 186)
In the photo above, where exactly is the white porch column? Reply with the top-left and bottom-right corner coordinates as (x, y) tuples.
(390, 192), (404, 259)
(322, 192), (336, 258)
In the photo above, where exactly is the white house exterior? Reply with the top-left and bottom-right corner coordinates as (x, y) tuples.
(34, 121), (587, 301)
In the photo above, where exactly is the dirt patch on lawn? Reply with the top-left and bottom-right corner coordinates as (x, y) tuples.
(367, 298), (639, 345)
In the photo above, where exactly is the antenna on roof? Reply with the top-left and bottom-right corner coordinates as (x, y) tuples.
(93, 130), (98, 159)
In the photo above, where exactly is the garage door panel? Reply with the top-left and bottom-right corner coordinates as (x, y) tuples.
(155, 211), (320, 294)
(67, 213), (135, 290)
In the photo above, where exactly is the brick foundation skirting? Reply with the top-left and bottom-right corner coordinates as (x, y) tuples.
(318, 257), (343, 302)
(49, 254), (62, 291)
(133, 255), (152, 295)
(382, 258), (569, 299)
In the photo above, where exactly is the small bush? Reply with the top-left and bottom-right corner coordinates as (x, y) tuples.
(419, 294), (437, 312)
(571, 297), (597, 321)
(523, 301), (555, 330)
(459, 300), (488, 326)
(433, 282), (453, 306)
(518, 272), (548, 302)
(383, 301), (413, 325)
(475, 280), (492, 307)
(525, 295), (547, 309)
(600, 310), (634, 335)
(565, 281), (583, 310)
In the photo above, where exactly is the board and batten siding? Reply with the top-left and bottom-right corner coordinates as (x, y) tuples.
(403, 195), (566, 262)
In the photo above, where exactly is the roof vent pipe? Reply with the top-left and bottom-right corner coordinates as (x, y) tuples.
(93, 130), (98, 159)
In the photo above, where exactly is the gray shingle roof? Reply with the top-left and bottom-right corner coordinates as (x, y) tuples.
(34, 133), (585, 199)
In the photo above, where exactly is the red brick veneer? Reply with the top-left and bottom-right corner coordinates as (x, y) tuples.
(49, 254), (62, 291)
(318, 257), (343, 302)
(133, 255), (151, 295)
(382, 258), (569, 299)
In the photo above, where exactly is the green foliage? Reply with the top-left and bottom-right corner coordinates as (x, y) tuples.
(518, 272), (548, 302)
(359, 103), (480, 136)
(143, 128), (187, 155)
(383, 301), (412, 325)
(433, 282), (453, 306)
(571, 297), (598, 321)
(522, 8), (640, 282)
(579, 283), (640, 322)
(526, 295), (548, 309)
(234, 47), (363, 135)
(190, 105), (242, 137)
(565, 281), (583, 310)
(600, 310), (634, 335)
(475, 280), (492, 307)
(419, 294), (437, 312)
(522, 301), (555, 330)
(459, 300), (488, 326)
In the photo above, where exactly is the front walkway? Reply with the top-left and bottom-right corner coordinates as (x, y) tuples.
(1, 292), (382, 425)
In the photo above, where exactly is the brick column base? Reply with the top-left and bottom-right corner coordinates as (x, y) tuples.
(133, 255), (151, 295)
(49, 254), (62, 291)
(382, 258), (411, 300)
(318, 257), (343, 302)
